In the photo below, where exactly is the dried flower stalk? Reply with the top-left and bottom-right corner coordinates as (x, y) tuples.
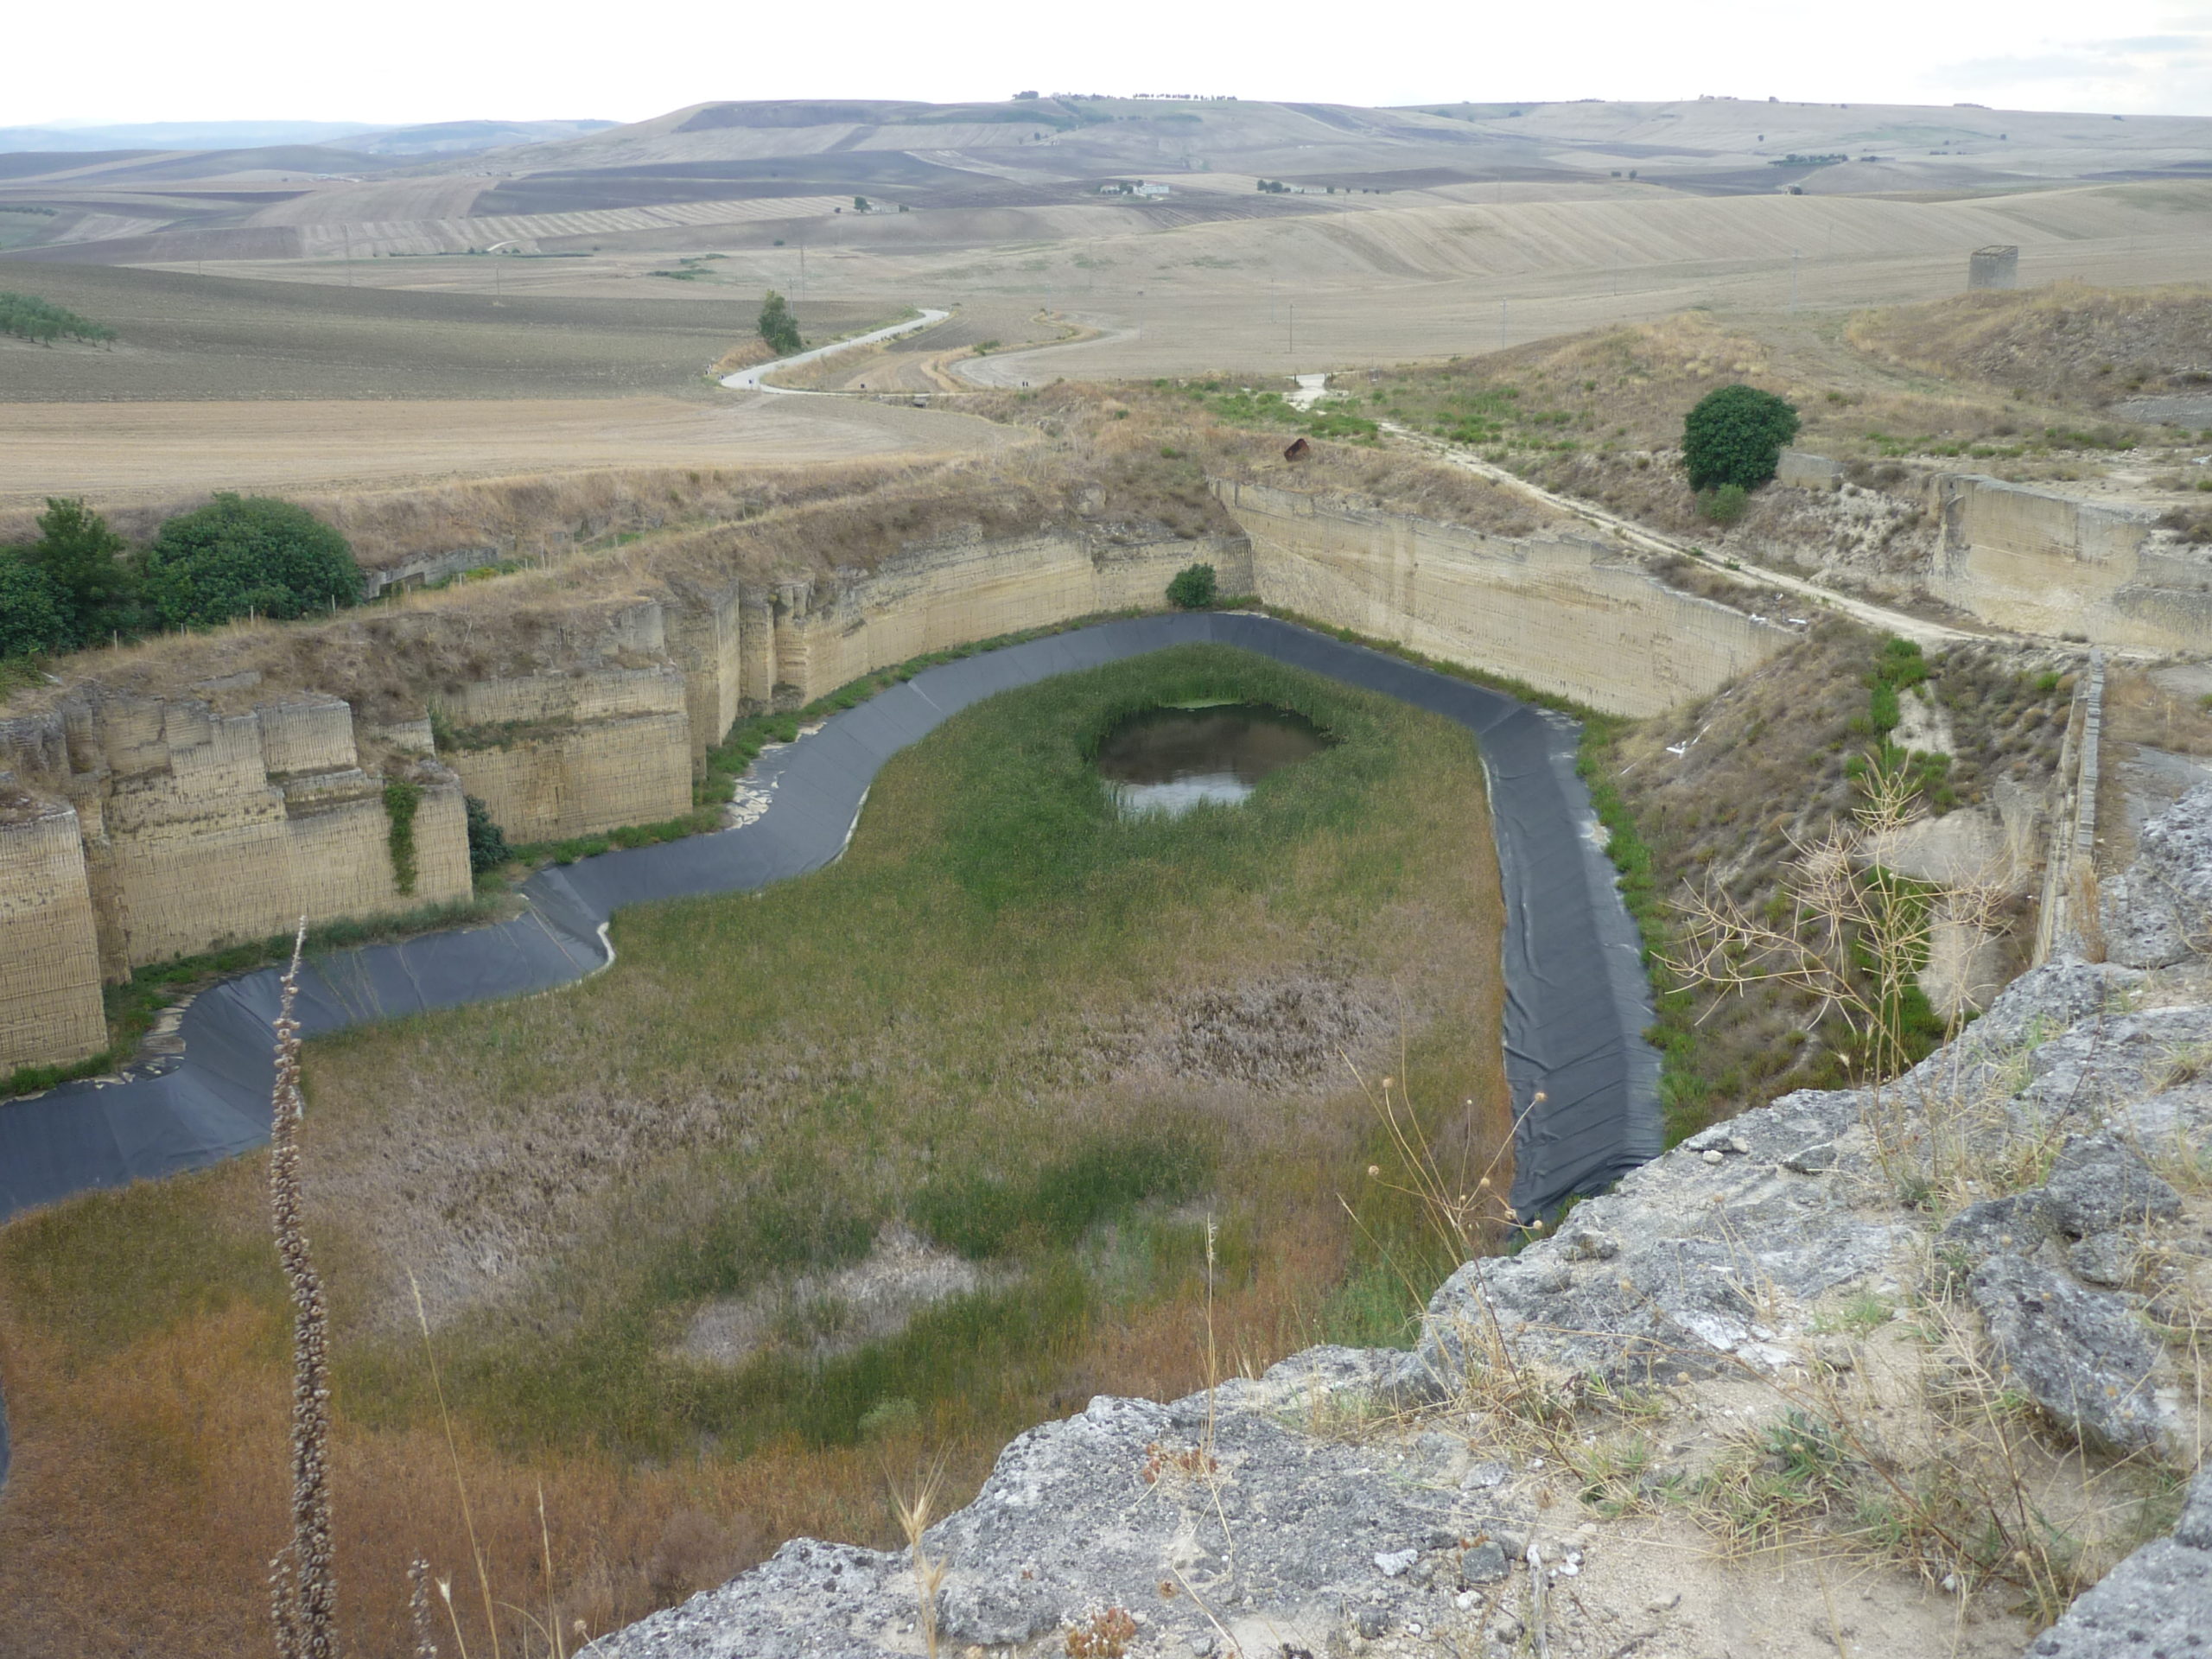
(270, 919), (337, 1659)
(410, 1558), (441, 1659)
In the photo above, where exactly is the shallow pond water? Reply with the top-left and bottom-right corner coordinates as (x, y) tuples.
(1095, 702), (1330, 818)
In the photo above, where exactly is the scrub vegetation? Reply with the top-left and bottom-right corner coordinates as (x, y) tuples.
(0, 645), (1510, 1657)
(1581, 620), (2073, 1142)
(0, 289), (113, 345)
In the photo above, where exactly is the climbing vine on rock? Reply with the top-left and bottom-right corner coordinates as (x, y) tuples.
(382, 779), (423, 896)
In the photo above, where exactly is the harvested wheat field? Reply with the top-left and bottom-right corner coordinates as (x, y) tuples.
(0, 394), (1012, 507)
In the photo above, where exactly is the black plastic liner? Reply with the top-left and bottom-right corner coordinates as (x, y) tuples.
(0, 617), (1660, 1478)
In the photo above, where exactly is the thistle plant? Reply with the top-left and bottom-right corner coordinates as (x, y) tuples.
(269, 920), (337, 1659)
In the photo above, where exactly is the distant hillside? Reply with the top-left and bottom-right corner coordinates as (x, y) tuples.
(334, 119), (619, 156)
(0, 117), (616, 159)
(0, 120), (379, 151)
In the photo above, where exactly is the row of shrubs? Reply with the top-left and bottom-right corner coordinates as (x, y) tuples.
(0, 494), (364, 658)
(0, 290), (112, 346)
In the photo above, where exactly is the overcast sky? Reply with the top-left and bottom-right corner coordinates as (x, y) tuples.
(11, 0), (2211, 127)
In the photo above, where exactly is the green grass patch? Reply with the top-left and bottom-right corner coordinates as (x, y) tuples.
(296, 643), (1505, 1459)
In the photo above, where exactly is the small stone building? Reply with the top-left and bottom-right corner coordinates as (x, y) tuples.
(1970, 245), (2019, 290)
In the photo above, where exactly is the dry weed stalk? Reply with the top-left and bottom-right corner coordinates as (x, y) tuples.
(409, 1558), (440, 1659)
(410, 1268), (504, 1659)
(1669, 766), (2000, 1081)
(1338, 1054), (1555, 1421)
(1666, 765), (2015, 1203)
(891, 1466), (949, 1659)
(1201, 1216), (1220, 1459)
(269, 919), (337, 1659)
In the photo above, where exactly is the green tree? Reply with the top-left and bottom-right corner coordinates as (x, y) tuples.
(22, 497), (137, 645)
(0, 291), (114, 346)
(1166, 563), (1217, 609)
(1681, 385), (1800, 493)
(464, 795), (511, 875)
(1698, 482), (1749, 524)
(758, 289), (803, 356)
(0, 554), (69, 657)
(142, 494), (363, 629)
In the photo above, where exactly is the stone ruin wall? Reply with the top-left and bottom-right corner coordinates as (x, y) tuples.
(1932, 473), (2212, 650)
(0, 502), (1770, 1074)
(1213, 479), (1792, 716)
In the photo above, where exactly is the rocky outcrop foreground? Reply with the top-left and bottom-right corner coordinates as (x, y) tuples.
(607, 793), (2212, 1659)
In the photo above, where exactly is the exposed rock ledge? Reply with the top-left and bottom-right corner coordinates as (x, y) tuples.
(607, 791), (2212, 1659)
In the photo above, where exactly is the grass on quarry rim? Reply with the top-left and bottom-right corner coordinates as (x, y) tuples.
(0, 643), (1510, 1656)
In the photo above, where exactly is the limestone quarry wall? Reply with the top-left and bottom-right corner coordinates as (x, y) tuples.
(0, 500), (1764, 1074)
(782, 531), (1253, 699)
(0, 684), (473, 1071)
(0, 803), (106, 1072)
(441, 667), (695, 844)
(1933, 474), (2212, 650)
(1214, 480), (1791, 716)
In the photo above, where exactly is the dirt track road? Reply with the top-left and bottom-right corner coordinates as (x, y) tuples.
(1379, 420), (1995, 649)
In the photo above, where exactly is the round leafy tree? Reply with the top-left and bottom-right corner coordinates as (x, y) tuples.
(143, 494), (363, 628)
(0, 555), (69, 657)
(758, 289), (803, 357)
(1166, 562), (1217, 609)
(1681, 385), (1800, 493)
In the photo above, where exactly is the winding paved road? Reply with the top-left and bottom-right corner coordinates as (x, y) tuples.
(953, 315), (1135, 388)
(721, 309), (950, 395)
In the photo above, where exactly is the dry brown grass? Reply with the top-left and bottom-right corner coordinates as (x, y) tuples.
(2104, 667), (2212, 762)
(0, 1186), (1377, 1659)
(969, 381), (1562, 539)
(0, 459), (938, 575)
(1847, 281), (2212, 408)
(709, 338), (777, 377)
(3, 384), (1540, 726)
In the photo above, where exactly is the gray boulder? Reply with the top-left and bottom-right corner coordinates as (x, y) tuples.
(1395, 1087), (1889, 1393)
(1967, 1253), (2174, 1455)
(2067, 1231), (2140, 1287)
(2028, 1468), (2212, 1658)
(2043, 1134), (2183, 1236)
(2101, 782), (2212, 968)
(1937, 1192), (2053, 1268)
(601, 1370), (1534, 1659)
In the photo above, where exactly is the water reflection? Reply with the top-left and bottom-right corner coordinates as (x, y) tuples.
(1095, 703), (1329, 818)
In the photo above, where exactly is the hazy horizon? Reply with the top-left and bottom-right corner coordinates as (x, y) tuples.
(9, 0), (2210, 130)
